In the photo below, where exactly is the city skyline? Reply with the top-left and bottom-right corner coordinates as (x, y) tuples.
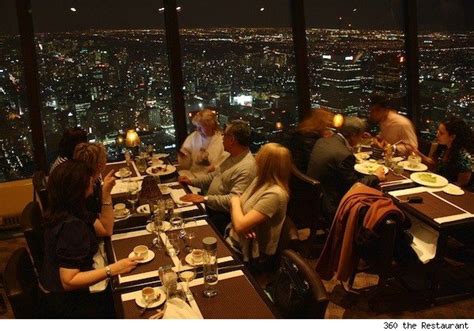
(0, 26), (472, 181)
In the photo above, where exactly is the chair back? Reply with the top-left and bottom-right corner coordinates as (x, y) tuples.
(276, 216), (299, 254)
(267, 249), (329, 318)
(287, 165), (324, 231)
(3, 247), (40, 318)
(32, 170), (48, 212)
(20, 201), (45, 274)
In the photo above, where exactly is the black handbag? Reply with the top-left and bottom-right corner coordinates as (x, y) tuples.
(266, 255), (310, 318)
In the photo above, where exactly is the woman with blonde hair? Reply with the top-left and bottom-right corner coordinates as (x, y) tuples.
(290, 108), (334, 172)
(178, 108), (227, 176)
(227, 143), (291, 270)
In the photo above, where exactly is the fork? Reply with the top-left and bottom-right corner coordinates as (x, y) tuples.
(140, 293), (161, 316)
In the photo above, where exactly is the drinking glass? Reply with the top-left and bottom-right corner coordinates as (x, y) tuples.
(170, 211), (186, 238)
(127, 180), (140, 212)
(136, 156), (147, 174)
(165, 198), (175, 221)
(166, 232), (182, 257)
(152, 208), (166, 249)
(179, 267), (196, 297)
(393, 163), (404, 176)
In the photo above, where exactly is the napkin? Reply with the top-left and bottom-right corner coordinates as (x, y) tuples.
(111, 178), (143, 195)
(170, 189), (193, 206)
(163, 298), (201, 319)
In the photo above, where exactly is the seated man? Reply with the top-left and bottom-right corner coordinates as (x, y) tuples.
(179, 120), (257, 234)
(307, 117), (386, 222)
(368, 93), (418, 156)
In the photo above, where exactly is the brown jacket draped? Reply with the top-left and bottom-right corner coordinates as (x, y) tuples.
(315, 183), (404, 282)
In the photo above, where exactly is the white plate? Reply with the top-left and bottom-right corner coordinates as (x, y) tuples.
(114, 208), (130, 220)
(159, 185), (171, 195)
(145, 221), (172, 233)
(147, 159), (165, 166)
(146, 165), (177, 176)
(354, 152), (371, 162)
(135, 288), (166, 309)
(442, 184), (464, 196)
(354, 162), (389, 176)
(115, 170), (132, 178)
(410, 172), (448, 188)
(398, 161), (428, 172)
(128, 250), (155, 264)
(185, 252), (204, 266)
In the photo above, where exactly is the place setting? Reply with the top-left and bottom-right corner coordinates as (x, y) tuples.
(128, 244), (156, 264)
(397, 154), (428, 172)
(354, 161), (389, 176)
(115, 166), (132, 179)
(146, 164), (177, 177)
(113, 203), (131, 220)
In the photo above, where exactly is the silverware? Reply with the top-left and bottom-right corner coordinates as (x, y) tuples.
(140, 293), (161, 316)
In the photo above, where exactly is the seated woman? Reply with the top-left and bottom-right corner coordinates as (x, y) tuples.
(289, 108), (334, 173)
(40, 160), (138, 318)
(49, 127), (87, 174)
(73, 142), (113, 216)
(226, 143), (291, 271)
(178, 108), (227, 176)
(407, 117), (472, 188)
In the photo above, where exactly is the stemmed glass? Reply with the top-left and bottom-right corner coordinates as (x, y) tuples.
(127, 180), (139, 212)
(152, 206), (166, 249)
(170, 211), (186, 239)
(179, 265), (196, 299)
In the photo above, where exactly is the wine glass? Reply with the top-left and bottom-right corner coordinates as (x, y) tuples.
(179, 266), (196, 298)
(127, 180), (140, 212)
(152, 209), (166, 249)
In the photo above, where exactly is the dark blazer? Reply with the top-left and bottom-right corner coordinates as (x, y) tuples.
(289, 130), (322, 173)
(306, 134), (380, 221)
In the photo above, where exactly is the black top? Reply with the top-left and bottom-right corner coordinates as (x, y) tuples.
(40, 214), (98, 292)
(85, 180), (102, 217)
(307, 134), (380, 221)
(289, 130), (322, 173)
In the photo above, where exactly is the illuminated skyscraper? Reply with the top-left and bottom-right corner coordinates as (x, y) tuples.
(320, 54), (362, 116)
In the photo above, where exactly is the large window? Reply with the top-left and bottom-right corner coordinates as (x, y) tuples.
(417, 0), (473, 140)
(0, 1), (35, 182)
(178, 0), (298, 151)
(31, 0), (173, 165)
(305, 1), (406, 121)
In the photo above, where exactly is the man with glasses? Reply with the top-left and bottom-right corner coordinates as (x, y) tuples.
(179, 120), (257, 234)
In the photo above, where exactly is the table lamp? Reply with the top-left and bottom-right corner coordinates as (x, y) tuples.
(125, 129), (141, 155)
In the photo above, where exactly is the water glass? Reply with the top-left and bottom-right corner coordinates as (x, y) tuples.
(136, 156), (147, 174)
(127, 180), (139, 212)
(166, 232), (183, 257)
(393, 163), (404, 176)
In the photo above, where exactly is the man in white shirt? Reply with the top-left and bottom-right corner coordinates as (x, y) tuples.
(179, 120), (257, 234)
(369, 94), (418, 156)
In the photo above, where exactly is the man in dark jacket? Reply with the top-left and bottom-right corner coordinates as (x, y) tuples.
(307, 117), (385, 222)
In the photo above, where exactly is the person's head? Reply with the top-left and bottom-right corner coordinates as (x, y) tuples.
(254, 143), (292, 193)
(438, 117), (472, 151)
(46, 160), (94, 223)
(73, 142), (107, 179)
(338, 117), (367, 147)
(57, 127), (87, 159)
(192, 109), (219, 138)
(369, 94), (391, 123)
(223, 120), (251, 154)
(297, 108), (335, 137)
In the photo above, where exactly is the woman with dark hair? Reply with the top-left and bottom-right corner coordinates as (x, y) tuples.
(40, 160), (138, 318)
(407, 117), (472, 188)
(50, 127), (87, 174)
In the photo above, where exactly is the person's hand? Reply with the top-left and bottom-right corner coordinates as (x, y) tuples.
(404, 143), (420, 156)
(206, 165), (216, 173)
(178, 175), (192, 185)
(180, 194), (205, 204)
(372, 136), (386, 149)
(111, 257), (140, 275)
(243, 230), (256, 240)
(102, 170), (116, 194)
(373, 166), (386, 182)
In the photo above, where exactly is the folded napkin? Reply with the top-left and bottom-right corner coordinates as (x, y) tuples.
(163, 298), (201, 319)
(89, 242), (108, 293)
(170, 189), (193, 206)
(111, 178), (143, 195)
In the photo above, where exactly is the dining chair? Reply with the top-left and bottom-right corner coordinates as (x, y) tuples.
(266, 249), (329, 319)
(32, 170), (48, 213)
(3, 247), (41, 318)
(287, 164), (328, 257)
(20, 201), (45, 276)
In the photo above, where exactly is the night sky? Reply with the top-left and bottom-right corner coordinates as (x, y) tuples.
(1, 0), (472, 34)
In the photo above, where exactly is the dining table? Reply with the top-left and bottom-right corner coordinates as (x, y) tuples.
(102, 157), (278, 319)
